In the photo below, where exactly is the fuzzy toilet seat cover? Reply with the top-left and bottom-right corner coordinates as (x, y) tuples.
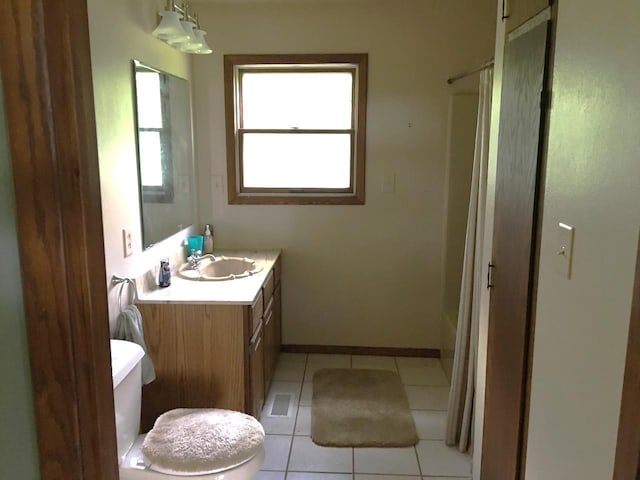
(142, 408), (265, 476)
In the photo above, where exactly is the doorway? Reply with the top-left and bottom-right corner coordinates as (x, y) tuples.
(481, 8), (554, 479)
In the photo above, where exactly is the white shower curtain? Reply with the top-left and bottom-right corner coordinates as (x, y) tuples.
(445, 67), (493, 453)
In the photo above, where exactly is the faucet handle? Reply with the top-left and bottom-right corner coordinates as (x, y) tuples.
(187, 250), (203, 269)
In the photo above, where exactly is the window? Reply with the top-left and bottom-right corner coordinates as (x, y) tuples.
(134, 65), (174, 203)
(224, 54), (368, 204)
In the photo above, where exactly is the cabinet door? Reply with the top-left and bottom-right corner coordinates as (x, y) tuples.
(263, 300), (275, 395)
(249, 322), (265, 417)
(140, 303), (245, 432)
(274, 284), (282, 358)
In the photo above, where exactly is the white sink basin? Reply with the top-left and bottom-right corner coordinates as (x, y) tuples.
(178, 256), (262, 281)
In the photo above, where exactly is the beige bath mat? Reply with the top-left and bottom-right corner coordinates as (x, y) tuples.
(311, 368), (418, 447)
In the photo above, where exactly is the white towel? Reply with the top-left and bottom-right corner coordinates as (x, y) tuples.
(114, 305), (156, 385)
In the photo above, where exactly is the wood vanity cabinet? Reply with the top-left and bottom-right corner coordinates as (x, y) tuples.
(138, 256), (282, 432)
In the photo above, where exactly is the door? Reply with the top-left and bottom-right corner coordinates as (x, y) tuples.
(481, 10), (552, 479)
(250, 322), (265, 417)
(263, 302), (275, 395)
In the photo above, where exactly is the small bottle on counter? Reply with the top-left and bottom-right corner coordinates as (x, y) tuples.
(203, 224), (214, 254)
(158, 258), (171, 287)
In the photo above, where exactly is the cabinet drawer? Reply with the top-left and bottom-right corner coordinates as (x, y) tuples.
(251, 291), (263, 334)
(262, 270), (274, 309)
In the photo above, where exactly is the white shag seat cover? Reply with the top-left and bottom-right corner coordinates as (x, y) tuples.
(142, 408), (265, 476)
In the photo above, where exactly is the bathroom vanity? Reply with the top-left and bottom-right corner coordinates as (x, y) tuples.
(136, 251), (281, 431)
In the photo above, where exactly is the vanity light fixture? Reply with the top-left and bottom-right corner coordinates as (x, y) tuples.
(152, 0), (213, 55)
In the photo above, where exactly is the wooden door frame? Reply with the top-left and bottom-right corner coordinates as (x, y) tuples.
(0, 1), (118, 479)
(613, 233), (640, 479)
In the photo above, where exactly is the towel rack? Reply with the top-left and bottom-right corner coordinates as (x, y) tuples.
(111, 275), (138, 311)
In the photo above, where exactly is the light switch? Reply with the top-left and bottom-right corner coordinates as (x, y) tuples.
(556, 222), (575, 279)
(178, 175), (190, 193)
(382, 173), (395, 193)
(212, 175), (223, 192)
(122, 228), (133, 258)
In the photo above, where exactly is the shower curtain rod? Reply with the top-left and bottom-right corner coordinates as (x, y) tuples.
(447, 59), (495, 85)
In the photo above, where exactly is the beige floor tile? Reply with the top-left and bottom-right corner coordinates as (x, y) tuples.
(288, 436), (352, 473)
(256, 472), (286, 480)
(262, 435), (292, 471)
(260, 382), (301, 434)
(353, 446), (420, 476)
(405, 386), (450, 411)
(351, 355), (398, 371)
(395, 357), (442, 368)
(260, 412), (296, 435)
(287, 473), (352, 480)
(420, 477), (471, 480)
(299, 382), (313, 406)
(265, 382), (303, 405)
(294, 406), (311, 436)
(306, 354), (351, 365)
(415, 440), (471, 477)
(412, 410), (447, 440)
(273, 361), (306, 382)
(355, 476), (420, 480)
(398, 364), (449, 386)
(278, 353), (308, 363)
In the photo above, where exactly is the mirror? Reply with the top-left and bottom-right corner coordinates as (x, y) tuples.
(132, 60), (197, 248)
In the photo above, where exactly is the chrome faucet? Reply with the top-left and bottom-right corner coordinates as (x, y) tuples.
(186, 251), (216, 270)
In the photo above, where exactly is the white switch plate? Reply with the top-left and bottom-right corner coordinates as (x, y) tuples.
(382, 173), (395, 193)
(178, 175), (190, 193)
(212, 175), (223, 192)
(556, 222), (575, 279)
(122, 228), (133, 258)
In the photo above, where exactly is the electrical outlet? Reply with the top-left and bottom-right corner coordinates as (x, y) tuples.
(122, 228), (133, 258)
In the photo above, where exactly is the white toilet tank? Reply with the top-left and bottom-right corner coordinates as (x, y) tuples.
(110, 339), (145, 465)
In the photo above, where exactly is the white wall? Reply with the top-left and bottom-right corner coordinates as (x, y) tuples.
(524, 1), (640, 478)
(191, 0), (496, 348)
(87, 0), (196, 332)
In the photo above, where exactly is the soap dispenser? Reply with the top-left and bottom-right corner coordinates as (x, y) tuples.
(203, 224), (214, 254)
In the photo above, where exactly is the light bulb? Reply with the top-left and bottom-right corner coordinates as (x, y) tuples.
(193, 29), (213, 54)
(168, 21), (202, 52)
(152, 11), (189, 43)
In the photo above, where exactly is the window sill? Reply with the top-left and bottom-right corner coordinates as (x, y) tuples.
(228, 192), (365, 205)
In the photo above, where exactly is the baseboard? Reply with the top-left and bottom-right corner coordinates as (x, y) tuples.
(281, 344), (441, 358)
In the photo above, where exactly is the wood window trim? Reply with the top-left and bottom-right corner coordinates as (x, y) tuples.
(223, 53), (368, 205)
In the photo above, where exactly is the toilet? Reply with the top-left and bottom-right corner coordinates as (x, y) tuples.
(110, 339), (265, 479)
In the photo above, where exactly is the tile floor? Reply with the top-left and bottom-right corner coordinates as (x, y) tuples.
(257, 353), (471, 480)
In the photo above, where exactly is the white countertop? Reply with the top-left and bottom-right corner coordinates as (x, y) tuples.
(135, 250), (280, 305)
